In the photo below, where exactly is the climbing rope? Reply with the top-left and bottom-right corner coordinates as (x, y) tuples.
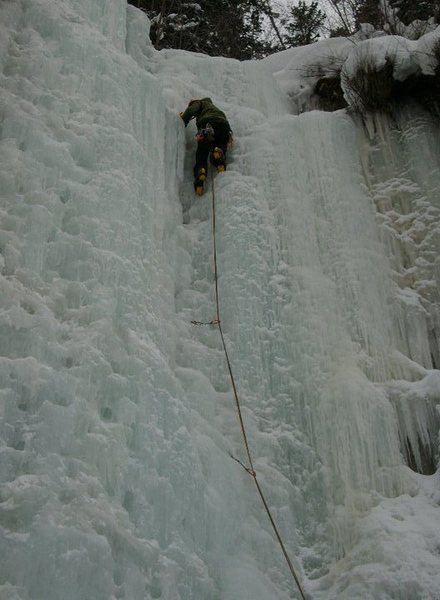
(192, 171), (308, 600)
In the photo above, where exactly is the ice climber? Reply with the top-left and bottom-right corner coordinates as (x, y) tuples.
(180, 97), (232, 196)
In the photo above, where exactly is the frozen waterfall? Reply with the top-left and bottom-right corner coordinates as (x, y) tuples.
(0, 1), (439, 599)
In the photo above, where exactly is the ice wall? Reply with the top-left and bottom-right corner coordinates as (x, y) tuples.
(0, 2), (439, 600)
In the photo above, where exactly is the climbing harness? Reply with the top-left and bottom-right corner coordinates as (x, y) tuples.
(196, 123), (214, 143)
(191, 171), (308, 600)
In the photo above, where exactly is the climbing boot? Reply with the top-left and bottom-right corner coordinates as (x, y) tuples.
(194, 179), (204, 196)
(210, 147), (225, 172)
(211, 147), (223, 162)
(194, 167), (206, 195)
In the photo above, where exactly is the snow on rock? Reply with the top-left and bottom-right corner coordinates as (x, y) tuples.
(343, 27), (440, 83)
(0, 1), (439, 600)
(264, 37), (354, 112)
(266, 26), (440, 112)
(341, 28), (440, 109)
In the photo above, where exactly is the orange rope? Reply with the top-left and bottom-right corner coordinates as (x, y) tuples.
(194, 171), (308, 600)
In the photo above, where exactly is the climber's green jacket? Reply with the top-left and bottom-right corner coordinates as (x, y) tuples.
(180, 97), (230, 130)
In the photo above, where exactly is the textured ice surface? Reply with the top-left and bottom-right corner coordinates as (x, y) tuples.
(0, 2), (439, 599)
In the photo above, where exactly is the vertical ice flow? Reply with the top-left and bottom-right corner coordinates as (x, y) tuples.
(0, 2), (439, 599)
